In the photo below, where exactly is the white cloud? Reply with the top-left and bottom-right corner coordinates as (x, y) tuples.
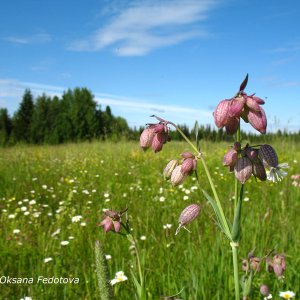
(2, 33), (52, 45)
(69, 0), (216, 56)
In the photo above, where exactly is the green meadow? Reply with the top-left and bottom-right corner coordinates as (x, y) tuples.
(0, 140), (299, 299)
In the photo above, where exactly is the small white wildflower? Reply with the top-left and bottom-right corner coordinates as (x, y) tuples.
(20, 297), (32, 300)
(267, 163), (289, 183)
(80, 222), (86, 227)
(29, 200), (36, 205)
(82, 190), (89, 195)
(42, 185), (47, 189)
(8, 214), (16, 219)
(105, 254), (112, 260)
(92, 189), (96, 193)
(51, 228), (61, 237)
(60, 241), (69, 246)
(24, 211), (30, 216)
(110, 271), (128, 285)
(44, 257), (53, 263)
(140, 236), (146, 240)
(163, 224), (172, 229)
(21, 206), (27, 211)
(68, 236), (74, 240)
(243, 197), (250, 202)
(185, 189), (191, 194)
(159, 196), (165, 202)
(72, 215), (82, 223)
(32, 177), (38, 181)
(183, 195), (189, 200)
(279, 291), (295, 299)
(104, 193), (110, 198)
(13, 229), (20, 234)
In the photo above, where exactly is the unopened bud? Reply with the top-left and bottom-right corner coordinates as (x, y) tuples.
(140, 128), (155, 150)
(252, 161), (267, 181)
(170, 165), (186, 186)
(234, 157), (252, 184)
(151, 132), (165, 153)
(175, 204), (201, 235)
(246, 96), (261, 111)
(225, 117), (240, 135)
(229, 96), (245, 118)
(213, 99), (230, 128)
(247, 107), (267, 134)
(249, 256), (261, 272)
(181, 158), (197, 175)
(260, 285), (270, 297)
(163, 160), (178, 179)
(223, 148), (238, 167)
(181, 152), (195, 159)
(259, 144), (279, 167)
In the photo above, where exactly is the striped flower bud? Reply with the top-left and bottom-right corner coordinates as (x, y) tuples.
(170, 165), (186, 186)
(252, 161), (267, 181)
(151, 132), (166, 153)
(246, 96), (261, 111)
(259, 144), (279, 167)
(163, 159), (178, 179)
(273, 254), (286, 278)
(140, 127), (155, 150)
(213, 99), (231, 128)
(229, 96), (245, 118)
(225, 116), (240, 135)
(223, 148), (238, 168)
(247, 106), (267, 134)
(234, 157), (252, 184)
(181, 152), (195, 159)
(181, 158), (197, 176)
(175, 204), (201, 235)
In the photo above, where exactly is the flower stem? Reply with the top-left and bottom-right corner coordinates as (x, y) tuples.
(231, 242), (240, 300)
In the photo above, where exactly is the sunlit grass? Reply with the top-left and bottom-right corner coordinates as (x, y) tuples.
(0, 140), (299, 299)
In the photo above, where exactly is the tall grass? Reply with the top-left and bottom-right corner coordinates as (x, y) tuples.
(0, 139), (299, 299)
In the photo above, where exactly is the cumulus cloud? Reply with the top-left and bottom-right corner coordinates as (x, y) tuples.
(69, 0), (216, 56)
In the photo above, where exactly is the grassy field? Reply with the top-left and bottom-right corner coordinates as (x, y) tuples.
(0, 139), (299, 299)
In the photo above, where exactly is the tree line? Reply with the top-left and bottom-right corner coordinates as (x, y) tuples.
(0, 88), (299, 146)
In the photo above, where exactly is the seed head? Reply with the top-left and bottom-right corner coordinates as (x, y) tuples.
(234, 157), (253, 184)
(259, 144), (279, 167)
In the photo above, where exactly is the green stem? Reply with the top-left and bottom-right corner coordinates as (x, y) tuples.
(231, 242), (240, 300)
(234, 126), (241, 208)
(171, 122), (231, 239)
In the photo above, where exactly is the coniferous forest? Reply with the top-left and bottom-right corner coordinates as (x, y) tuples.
(0, 88), (299, 146)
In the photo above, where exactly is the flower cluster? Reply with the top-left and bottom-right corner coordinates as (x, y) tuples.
(163, 152), (198, 186)
(140, 118), (170, 153)
(291, 174), (300, 187)
(242, 251), (261, 273)
(213, 91), (267, 134)
(267, 254), (286, 278)
(99, 209), (126, 233)
(223, 143), (288, 183)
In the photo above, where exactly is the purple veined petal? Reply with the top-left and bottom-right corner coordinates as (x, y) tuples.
(181, 152), (195, 159)
(259, 144), (279, 167)
(171, 165), (186, 186)
(213, 99), (231, 128)
(113, 221), (121, 233)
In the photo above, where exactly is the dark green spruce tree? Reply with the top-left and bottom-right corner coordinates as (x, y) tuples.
(0, 108), (13, 146)
(13, 89), (35, 143)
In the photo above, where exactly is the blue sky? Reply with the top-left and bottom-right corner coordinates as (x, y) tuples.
(0, 0), (299, 132)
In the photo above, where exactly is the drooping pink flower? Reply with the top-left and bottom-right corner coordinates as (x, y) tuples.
(99, 210), (122, 233)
